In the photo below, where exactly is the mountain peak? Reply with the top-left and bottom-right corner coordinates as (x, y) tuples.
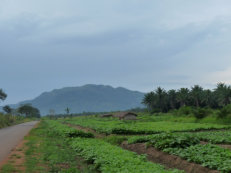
(14, 84), (145, 115)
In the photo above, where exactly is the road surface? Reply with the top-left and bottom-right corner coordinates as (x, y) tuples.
(0, 121), (38, 163)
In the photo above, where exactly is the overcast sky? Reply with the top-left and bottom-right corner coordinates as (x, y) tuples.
(1, 0), (231, 105)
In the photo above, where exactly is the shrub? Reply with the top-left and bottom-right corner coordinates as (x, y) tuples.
(177, 106), (193, 116)
(217, 104), (231, 119)
(193, 108), (210, 119)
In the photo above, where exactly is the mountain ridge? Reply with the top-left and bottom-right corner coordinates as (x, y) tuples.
(5, 84), (145, 115)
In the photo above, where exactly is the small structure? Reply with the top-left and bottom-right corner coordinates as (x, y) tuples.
(113, 112), (137, 120)
(101, 114), (113, 118)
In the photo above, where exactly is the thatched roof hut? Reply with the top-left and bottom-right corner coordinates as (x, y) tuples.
(101, 114), (113, 118)
(113, 112), (137, 120)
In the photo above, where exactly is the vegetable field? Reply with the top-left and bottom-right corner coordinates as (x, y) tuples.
(3, 116), (231, 173)
(66, 116), (230, 134)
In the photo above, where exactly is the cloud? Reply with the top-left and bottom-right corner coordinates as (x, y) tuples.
(1, 0), (231, 104)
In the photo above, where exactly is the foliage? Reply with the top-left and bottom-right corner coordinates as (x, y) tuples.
(23, 120), (97, 173)
(3, 105), (12, 114)
(0, 113), (27, 129)
(71, 138), (181, 173)
(103, 136), (127, 145)
(67, 117), (229, 135)
(217, 104), (231, 118)
(128, 133), (200, 150)
(143, 83), (231, 113)
(0, 88), (7, 101)
(47, 120), (94, 138)
(183, 130), (231, 144)
(177, 106), (193, 116)
(193, 108), (210, 119)
(18, 104), (41, 118)
(165, 144), (231, 172)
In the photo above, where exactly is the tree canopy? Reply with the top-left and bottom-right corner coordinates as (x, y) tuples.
(143, 83), (231, 113)
(0, 89), (7, 101)
(18, 104), (41, 118)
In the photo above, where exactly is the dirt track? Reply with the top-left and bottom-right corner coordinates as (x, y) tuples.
(0, 121), (38, 163)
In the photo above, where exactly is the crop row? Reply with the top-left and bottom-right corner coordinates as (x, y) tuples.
(46, 120), (94, 138)
(66, 117), (229, 134)
(45, 120), (182, 172)
(70, 138), (182, 173)
(128, 133), (231, 172)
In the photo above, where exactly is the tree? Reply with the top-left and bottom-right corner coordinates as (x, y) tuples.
(18, 104), (40, 118)
(65, 107), (70, 114)
(155, 87), (168, 112)
(176, 88), (190, 107)
(0, 89), (7, 101)
(142, 91), (156, 111)
(3, 105), (12, 114)
(167, 89), (178, 109)
(190, 85), (204, 107)
(214, 83), (231, 106)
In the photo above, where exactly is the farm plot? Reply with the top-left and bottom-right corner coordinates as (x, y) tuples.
(70, 137), (182, 173)
(127, 133), (231, 172)
(46, 120), (183, 173)
(66, 117), (230, 135)
(185, 131), (231, 144)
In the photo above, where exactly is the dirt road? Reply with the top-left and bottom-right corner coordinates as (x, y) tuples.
(0, 121), (38, 163)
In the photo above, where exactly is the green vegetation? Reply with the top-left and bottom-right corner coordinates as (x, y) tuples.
(190, 131), (231, 144)
(24, 120), (97, 172)
(128, 130), (231, 145)
(67, 117), (229, 135)
(128, 133), (200, 148)
(0, 113), (29, 129)
(71, 138), (181, 173)
(143, 83), (231, 115)
(47, 120), (94, 138)
(127, 132), (231, 172)
(17, 104), (41, 118)
(165, 144), (231, 172)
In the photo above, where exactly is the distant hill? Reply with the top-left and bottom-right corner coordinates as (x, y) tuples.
(8, 84), (145, 115)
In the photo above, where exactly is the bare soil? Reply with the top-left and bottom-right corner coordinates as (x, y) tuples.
(121, 142), (219, 173)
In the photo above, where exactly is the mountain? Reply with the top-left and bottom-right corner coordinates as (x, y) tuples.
(10, 84), (145, 115)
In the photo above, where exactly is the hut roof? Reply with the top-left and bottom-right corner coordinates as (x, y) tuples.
(113, 112), (137, 118)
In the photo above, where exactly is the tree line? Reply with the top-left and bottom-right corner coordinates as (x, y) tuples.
(142, 83), (231, 113)
(0, 89), (40, 118)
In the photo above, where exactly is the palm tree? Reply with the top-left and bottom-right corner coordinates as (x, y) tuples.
(155, 87), (168, 112)
(214, 83), (231, 106)
(142, 91), (156, 111)
(190, 85), (204, 107)
(176, 88), (190, 107)
(167, 89), (178, 109)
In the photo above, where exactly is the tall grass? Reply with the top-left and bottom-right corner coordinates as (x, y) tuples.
(0, 113), (26, 128)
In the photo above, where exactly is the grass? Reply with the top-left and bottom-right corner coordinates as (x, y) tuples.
(23, 120), (97, 173)
(0, 113), (33, 129)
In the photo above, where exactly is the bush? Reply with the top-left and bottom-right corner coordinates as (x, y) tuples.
(193, 108), (210, 119)
(217, 106), (231, 119)
(177, 106), (193, 116)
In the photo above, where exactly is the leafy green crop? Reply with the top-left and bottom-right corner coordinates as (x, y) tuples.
(47, 120), (94, 138)
(165, 144), (231, 172)
(185, 131), (231, 144)
(66, 117), (230, 135)
(128, 133), (200, 150)
(71, 138), (182, 173)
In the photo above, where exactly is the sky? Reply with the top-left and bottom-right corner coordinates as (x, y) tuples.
(1, 0), (231, 105)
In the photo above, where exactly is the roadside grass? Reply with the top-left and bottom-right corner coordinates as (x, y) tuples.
(24, 120), (97, 173)
(0, 164), (17, 173)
